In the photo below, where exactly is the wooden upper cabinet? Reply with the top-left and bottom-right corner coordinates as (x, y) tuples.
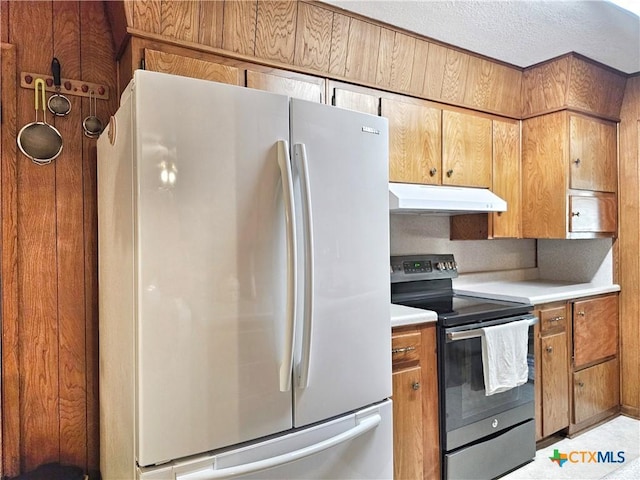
(332, 87), (379, 115)
(144, 49), (242, 84)
(492, 119), (521, 237)
(442, 110), (492, 188)
(246, 69), (324, 102)
(382, 98), (442, 184)
(522, 110), (618, 239)
(569, 114), (617, 193)
(450, 118), (521, 240)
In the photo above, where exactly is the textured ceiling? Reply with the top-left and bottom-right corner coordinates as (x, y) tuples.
(323, 0), (640, 74)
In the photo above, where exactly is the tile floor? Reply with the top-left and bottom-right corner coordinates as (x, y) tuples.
(500, 415), (640, 480)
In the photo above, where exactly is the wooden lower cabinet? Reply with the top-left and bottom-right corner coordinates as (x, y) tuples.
(534, 303), (570, 440)
(392, 323), (439, 479)
(573, 358), (620, 425)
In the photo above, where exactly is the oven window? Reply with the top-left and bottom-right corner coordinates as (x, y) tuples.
(443, 329), (534, 433)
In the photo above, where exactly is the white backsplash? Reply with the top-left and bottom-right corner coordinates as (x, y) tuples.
(537, 238), (614, 284)
(389, 215), (536, 273)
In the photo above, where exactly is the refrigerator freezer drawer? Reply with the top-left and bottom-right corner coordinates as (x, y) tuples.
(138, 400), (393, 480)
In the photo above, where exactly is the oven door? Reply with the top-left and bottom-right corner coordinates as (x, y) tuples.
(440, 314), (536, 451)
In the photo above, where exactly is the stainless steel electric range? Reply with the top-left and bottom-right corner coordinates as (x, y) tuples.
(391, 254), (537, 480)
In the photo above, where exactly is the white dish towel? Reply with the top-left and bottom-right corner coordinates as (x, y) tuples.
(481, 320), (530, 396)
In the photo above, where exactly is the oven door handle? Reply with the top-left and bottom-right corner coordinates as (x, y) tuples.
(446, 316), (538, 342)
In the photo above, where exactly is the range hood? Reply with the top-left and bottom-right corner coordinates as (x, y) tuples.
(389, 182), (507, 215)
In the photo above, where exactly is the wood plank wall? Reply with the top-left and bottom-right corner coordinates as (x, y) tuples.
(0, 1), (118, 476)
(118, 0), (523, 118)
(618, 75), (640, 416)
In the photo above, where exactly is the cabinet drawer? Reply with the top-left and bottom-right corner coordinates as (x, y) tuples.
(569, 195), (617, 233)
(573, 358), (619, 424)
(539, 306), (567, 334)
(392, 331), (421, 367)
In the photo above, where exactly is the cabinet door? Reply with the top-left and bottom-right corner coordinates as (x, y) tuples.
(541, 332), (570, 437)
(569, 114), (617, 193)
(573, 294), (618, 368)
(144, 49), (242, 84)
(442, 110), (492, 188)
(392, 366), (423, 480)
(573, 358), (619, 424)
(568, 195), (617, 234)
(246, 70), (324, 102)
(381, 98), (442, 185)
(492, 119), (521, 237)
(420, 324), (440, 480)
(332, 87), (379, 115)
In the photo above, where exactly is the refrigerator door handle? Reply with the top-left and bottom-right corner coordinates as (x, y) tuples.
(293, 143), (314, 389)
(277, 140), (297, 392)
(175, 413), (382, 480)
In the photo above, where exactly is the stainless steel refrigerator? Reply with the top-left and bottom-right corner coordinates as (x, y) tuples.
(97, 70), (392, 480)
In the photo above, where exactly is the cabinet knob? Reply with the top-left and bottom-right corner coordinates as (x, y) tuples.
(578, 381), (585, 388)
(429, 167), (437, 176)
(571, 211), (581, 217)
(577, 311), (585, 317)
(412, 382), (421, 390)
(546, 346), (553, 353)
(446, 169), (454, 177)
(573, 158), (581, 165)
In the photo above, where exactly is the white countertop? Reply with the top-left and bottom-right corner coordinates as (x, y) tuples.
(455, 280), (620, 305)
(390, 303), (437, 328)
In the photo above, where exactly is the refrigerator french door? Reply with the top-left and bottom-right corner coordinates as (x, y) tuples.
(97, 70), (391, 480)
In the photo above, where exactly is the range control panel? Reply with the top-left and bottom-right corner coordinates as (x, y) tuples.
(390, 254), (458, 283)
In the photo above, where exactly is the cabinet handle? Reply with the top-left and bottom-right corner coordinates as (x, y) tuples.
(571, 211), (580, 217)
(577, 311), (586, 317)
(446, 169), (454, 177)
(573, 158), (581, 165)
(429, 168), (437, 176)
(548, 316), (564, 323)
(546, 346), (553, 353)
(412, 382), (421, 390)
(392, 346), (416, 354)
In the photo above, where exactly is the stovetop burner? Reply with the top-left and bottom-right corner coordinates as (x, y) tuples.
(390, 254), (533, 326)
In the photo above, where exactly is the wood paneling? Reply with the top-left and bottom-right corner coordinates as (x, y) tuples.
(521, 56), (570, 117)
(293, 2), (332, 72)
(423, 42), (448, 101)
(198, 0), (224, 48)
(375, 28), (394, 88)
(144, 48), (241, 84)
(567, 55), (627, 120)
(344, 18), (381, 84)
(327, 12), (349, 77)
(255, 1), (297, 64)
(2, 2), (117, 476)
(222, 0), (257, 56)
(132, 0), (161, 34)
(1, 42), (19, 478)
(522, 54), (626, 119)
(53, 1), (86, 468)
(1, 1), (8, 42)
(161, 0), (199, 43)
(440, 49), (469, 105)
(618, 75), (640, 414)
(389, 32), (415, 92)
(408, 39), (429, 96)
